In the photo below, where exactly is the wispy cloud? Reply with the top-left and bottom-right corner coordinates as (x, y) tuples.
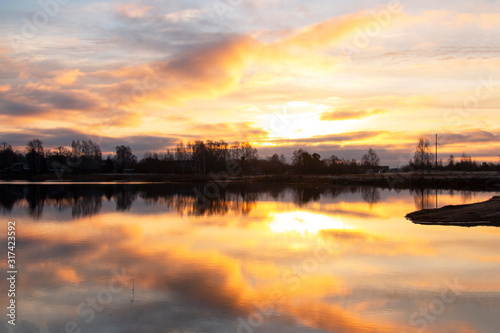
(163, 8), (204, 23)
(116, 2), (153, 19)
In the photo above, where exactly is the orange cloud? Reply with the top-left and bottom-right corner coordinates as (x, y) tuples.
(0, 84), (11, 92)
(98, 11), (389, 108)
(55, 266), (82, 284)
(478, 13), (500, 29)
(100, 109), (144, 128)
(53, 69), (83, 86)
(276, 13), (381, 50)
(267, 130), (388, 145)
(254, 12), (394, 71)
(188, 121), (268, 141)
(320, 108), (387, 121)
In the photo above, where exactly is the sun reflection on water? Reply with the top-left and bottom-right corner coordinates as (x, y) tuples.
(268, 211), (354, 236)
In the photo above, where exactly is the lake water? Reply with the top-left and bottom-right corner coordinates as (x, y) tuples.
(0, 183), (499, 333)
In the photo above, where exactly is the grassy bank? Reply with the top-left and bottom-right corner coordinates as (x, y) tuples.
(2, 171), (500, 191)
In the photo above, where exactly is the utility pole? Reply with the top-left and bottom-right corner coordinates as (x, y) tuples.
(435, 134), (438, 171)
(435, 135), (439, 208)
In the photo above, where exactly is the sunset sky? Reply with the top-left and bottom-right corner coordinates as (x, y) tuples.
(1, 0), (499, 166)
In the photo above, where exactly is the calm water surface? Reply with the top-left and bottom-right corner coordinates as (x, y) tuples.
(0, 183), (499, 333)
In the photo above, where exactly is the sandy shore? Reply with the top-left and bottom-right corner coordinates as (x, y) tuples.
(406, 196), (500, 227)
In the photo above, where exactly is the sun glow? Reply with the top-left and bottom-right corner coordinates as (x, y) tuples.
(260, 101), (370, 140)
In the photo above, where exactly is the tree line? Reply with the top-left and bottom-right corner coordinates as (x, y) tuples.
(0, 139), (259, 175)
(0, 137), (498, 176)
(405, 137), (499, 173)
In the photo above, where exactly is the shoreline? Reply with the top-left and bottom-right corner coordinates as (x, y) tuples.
(406, 196), (500, 227)
(1, 172), (500, 191)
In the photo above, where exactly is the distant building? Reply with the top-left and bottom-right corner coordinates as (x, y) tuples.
(366, 166), (390, 174)
(377, 166), (390, 173)
(8, 162), (31, 173)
